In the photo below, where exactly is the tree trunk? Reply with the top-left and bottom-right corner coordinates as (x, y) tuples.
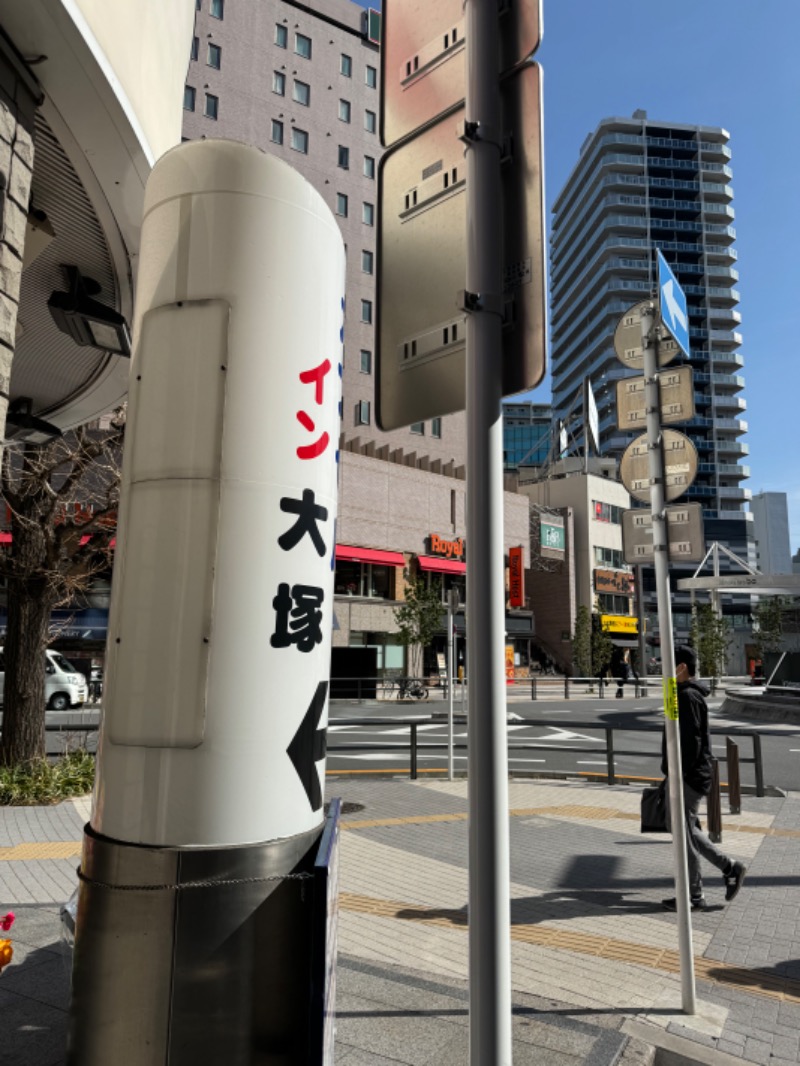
(0, 578), (54, 765)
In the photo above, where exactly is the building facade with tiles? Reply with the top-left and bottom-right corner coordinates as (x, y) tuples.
(334, 451), (533, 681)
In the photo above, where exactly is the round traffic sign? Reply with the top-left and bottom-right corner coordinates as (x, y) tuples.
(614, 300), (680, 370)
(619, 429), (698, 504)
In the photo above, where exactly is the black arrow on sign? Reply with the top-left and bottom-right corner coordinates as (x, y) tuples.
(287, 680), (328, 811)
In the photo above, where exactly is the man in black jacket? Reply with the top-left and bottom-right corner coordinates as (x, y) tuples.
(661, 645), (747, 911)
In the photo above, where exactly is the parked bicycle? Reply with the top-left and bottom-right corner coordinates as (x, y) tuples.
(393, 677), (429, 701)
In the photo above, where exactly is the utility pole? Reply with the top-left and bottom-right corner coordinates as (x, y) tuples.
(465, 0), (512, 1058)
(641, 305), (697, 1014)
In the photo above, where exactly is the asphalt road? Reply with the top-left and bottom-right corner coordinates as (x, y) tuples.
(325, 693), (800, 794)
(14, 693), (800, 794)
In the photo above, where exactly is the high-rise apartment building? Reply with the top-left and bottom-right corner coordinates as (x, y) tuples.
(550, 110), (753, 635)
(183, 0), (466, 467)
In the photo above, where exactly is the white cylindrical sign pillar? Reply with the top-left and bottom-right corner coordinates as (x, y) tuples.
(69, 142), (345, 1065)
(92, 140), (344, 847)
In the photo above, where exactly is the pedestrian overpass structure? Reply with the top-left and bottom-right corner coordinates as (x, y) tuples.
(676, 542), (800, 603)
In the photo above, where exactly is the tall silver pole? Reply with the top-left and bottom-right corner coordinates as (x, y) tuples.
(465, 1), (512, 1061)
(636, 565), (648, 693)
(642, 305), (696, 1014)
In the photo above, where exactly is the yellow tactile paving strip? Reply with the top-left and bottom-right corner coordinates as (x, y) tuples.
(340, 891), (800, 1005)
(341, 806), (800, 839)
(0, 841), (82, 860)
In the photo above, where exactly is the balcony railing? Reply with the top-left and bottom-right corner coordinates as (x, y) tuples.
(710, 352), (744, 368)
(715, 418), (748, 434)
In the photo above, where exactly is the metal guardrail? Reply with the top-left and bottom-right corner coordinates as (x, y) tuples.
(327, 716), (768, 797)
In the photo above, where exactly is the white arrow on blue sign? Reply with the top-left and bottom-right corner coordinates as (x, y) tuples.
(657, 249), (690, 358)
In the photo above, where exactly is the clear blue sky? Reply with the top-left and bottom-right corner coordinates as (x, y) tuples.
(355, 1), (800, 555)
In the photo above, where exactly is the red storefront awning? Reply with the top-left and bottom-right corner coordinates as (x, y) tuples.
(335, 545), (405, 566)
(417, 555), (466, 574)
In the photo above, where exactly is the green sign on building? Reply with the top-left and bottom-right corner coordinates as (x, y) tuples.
(540, 518), (565, 558)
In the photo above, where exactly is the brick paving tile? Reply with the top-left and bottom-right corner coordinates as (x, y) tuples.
(770, 1036), (800, 1059)
(742, 1037), (773, 1065)
(716, 1040), (746, 1058)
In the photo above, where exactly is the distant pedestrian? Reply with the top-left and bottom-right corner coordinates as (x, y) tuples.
(661, 644), (747, 911)
(612, 649), (630, 698)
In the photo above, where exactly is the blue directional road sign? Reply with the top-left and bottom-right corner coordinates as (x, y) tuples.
(657, 249), (690, 358)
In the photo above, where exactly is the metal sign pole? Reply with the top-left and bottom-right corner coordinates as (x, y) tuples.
(641, 304), (697, 1014)
(636, 565), (648, 693)
(465, 0), (512, 1061)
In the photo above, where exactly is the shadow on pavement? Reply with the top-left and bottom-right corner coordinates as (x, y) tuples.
(1, 933), (70, 1066)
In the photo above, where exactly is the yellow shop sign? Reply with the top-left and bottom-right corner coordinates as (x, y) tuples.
(601, 614), (638, 635)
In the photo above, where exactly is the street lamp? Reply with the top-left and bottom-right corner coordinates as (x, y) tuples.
(48, 266), (131, 357)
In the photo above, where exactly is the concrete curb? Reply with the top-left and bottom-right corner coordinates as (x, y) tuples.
(622, 1020), (752, 1066)
(721, 693), (800, 726)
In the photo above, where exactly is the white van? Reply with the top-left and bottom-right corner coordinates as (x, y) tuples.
(0, 648), (88, 710)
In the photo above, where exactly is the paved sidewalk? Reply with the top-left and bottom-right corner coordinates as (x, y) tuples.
(2, 778), (799, 1064)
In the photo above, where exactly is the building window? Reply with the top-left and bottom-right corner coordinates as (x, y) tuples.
(271, 120), (284, 145)
(295, 32), (312, 59)
(360, 349), (372, 374)
(594, 546), (625, 568)
(338, 145), (350, 169)
(364, 155), (375, 179)
(361, 250), (373, 274)
(339, 99), (351, 123)
(597, 594), (631, 615)
(361, 299), (372, 324)
(275, 23), (288, 48)
(207, 43), (221, 69)
(183, 86), (196, 111)
(340, 54), (352, 77)
(592, 500), (624, 524)
(366, 65), (377, 88)
(293, 79), (310, 106)
(334, 560), (391, 599)
(210, 0), (223, 19)
(431, 417), (442, 439)
(362, 202), (374, 226)
(272, 71), (286, 96)
(196, 0), (201, 9)
(431, 573), (466, 607)
(291, 128), (309, 153)
(204, 93), (219, 119)
(191, 36), (199, 61)
(365, 109), (376, 133)
(355, 400), (371, 426)
(336, 193), (348, 217)
(410, 422), (425, 435)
